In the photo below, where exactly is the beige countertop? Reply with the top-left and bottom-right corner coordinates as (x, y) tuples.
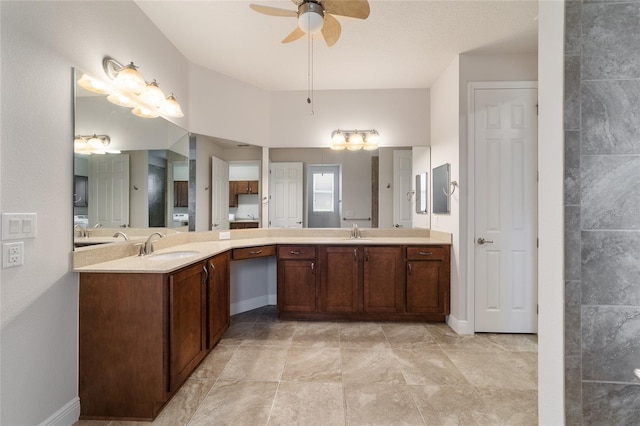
(73, 228), (451, 274)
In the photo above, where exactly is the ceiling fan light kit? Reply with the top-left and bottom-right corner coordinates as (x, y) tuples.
(250, 0), (370, 47)
(298, 2), (324, 34)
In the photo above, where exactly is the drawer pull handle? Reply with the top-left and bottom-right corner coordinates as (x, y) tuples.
(249, 250), (263, 255)
(311, 262), (315, 274)
(419, 251), (433, 256)
(290, 250), (302, 255)
(202, 265), (209, 284)
(408, 263), (412, 274)
(353, 248), (357, 261)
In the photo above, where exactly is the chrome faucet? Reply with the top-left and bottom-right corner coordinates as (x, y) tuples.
(113, 231), (129, 241)
(247, 213), (255, 220)
(141, 232), (164, 256)
(351, 223), (361, 239)
(94, 223), (103, 228)
(74, 224), (87, 238)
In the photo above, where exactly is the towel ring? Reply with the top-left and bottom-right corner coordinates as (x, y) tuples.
(443, 181), (458, 197)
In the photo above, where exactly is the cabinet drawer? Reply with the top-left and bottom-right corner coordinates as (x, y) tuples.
(232, 245), (276, 260)
(406, 246), (448, 260)
(277, 245), (316, 260)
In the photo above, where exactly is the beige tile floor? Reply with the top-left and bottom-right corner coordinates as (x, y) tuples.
(75, 306), (538, 426)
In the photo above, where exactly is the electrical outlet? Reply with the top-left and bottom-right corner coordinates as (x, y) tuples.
(3, 242), (24, 268)
(219, 231), (231, 240)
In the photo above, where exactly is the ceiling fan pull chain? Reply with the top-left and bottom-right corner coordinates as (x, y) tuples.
(307, 31), (314, 114)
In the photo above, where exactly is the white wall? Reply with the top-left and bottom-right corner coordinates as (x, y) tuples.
(188, 63), (271, 147)
(0, 2), (188, 424)
(430, 52), (538, 334)
(270, 89), (430, 148)
(537, 1), (566, 423)
(430, 55), (462, 328)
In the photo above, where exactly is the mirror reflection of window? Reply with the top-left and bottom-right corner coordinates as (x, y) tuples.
(313, 172), (335, 212)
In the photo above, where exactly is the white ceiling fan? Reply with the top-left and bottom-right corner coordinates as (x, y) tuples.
(249, 0), (370, 47)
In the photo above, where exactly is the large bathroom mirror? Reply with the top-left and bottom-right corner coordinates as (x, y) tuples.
(73, 69), (191, 241)
(269, 147), (421, 228)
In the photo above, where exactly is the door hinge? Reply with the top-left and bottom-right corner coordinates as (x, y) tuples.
(537, 238), (539, 248)
(535, 103), (539, 116)
(537, 304), (539, 315)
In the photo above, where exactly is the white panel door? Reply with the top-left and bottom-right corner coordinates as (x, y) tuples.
(88, 154), (129, 228)
(473, 86), (538, 333)
(393, 150), (413, 228)
(269, 162), (303, 228)
(211, 156), (229, 230)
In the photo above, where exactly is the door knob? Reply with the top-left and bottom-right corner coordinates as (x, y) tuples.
(477, 237), (494, 245)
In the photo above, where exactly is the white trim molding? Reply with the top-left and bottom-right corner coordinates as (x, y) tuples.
(38, 397), (80, 426)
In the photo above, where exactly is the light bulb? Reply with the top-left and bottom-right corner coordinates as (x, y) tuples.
(298, 3), (324, 34)
(114, 62), (146, 94)
(107, 93), (137, 108)
(140, 80), (165, 107)
(160, 93), (184, 117)
(132, 105), (159, 118)
(77, 74), (109, 95)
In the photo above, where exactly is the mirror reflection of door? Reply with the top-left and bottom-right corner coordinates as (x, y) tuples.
(307, 165), (341, 228)
(393, 150), (412, 228)
(88, 154), (130, 228)
(269, 162), (303, 228)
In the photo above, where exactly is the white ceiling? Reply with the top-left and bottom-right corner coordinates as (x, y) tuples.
(135, 0), (539, 92)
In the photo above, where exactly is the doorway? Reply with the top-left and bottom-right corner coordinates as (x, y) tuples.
(307, 164), (341, 228)
(469, 82), (538, 333)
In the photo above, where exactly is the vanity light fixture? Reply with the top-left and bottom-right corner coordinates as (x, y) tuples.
(330, 129), (379, 151)
(74, 134), (120, 155)
(77, 57), (184, 119)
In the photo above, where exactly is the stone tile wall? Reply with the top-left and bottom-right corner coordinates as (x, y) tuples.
(564, 1), (640, 424)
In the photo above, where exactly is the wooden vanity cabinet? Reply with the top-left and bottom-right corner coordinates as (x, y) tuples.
(168, 262), (208, 393)
(206, 251), (231, 348)
(363, 246), (404, 313)
(405, 246), (451, 317)
(277, 245), (318, 314)
(228, 181), (237, 207)
(79, 254), (231, 421)
(319, 246), (360, 313)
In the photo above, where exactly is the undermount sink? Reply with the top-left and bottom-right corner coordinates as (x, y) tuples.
(148, 250), (200, 261)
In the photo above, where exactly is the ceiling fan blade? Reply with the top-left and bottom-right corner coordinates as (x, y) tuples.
(321, 0), (370, 19)
(282, 26), (306, 44)
(321, 13), (341, 47)
(249, 4), (297, 17)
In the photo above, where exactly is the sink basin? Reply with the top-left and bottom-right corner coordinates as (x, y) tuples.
(148, 250), (200, 261)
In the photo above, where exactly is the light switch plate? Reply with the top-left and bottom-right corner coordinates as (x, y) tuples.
(2, 213), (37, 240)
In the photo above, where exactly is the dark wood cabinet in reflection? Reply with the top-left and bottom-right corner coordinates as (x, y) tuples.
(174, 181), (188, 207)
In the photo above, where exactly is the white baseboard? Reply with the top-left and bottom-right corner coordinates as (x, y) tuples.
(446, 315), (473, 335)
(268, 293), (277, 306)
(38, 397), (80, 426)
(231, 295), (272, 315)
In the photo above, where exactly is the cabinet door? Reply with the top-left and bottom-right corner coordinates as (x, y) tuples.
(406, 260), (447, 314)
(174, 181), (188, 207)
(363, 246), (404, 313)
(277, 259), (317, 312)
(229, 181), (237, 207)
(169, 262), (207, 392)
(320, 246), (360, 313)
(248, 180), (259, 194)
(207, 252), (230, 349)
